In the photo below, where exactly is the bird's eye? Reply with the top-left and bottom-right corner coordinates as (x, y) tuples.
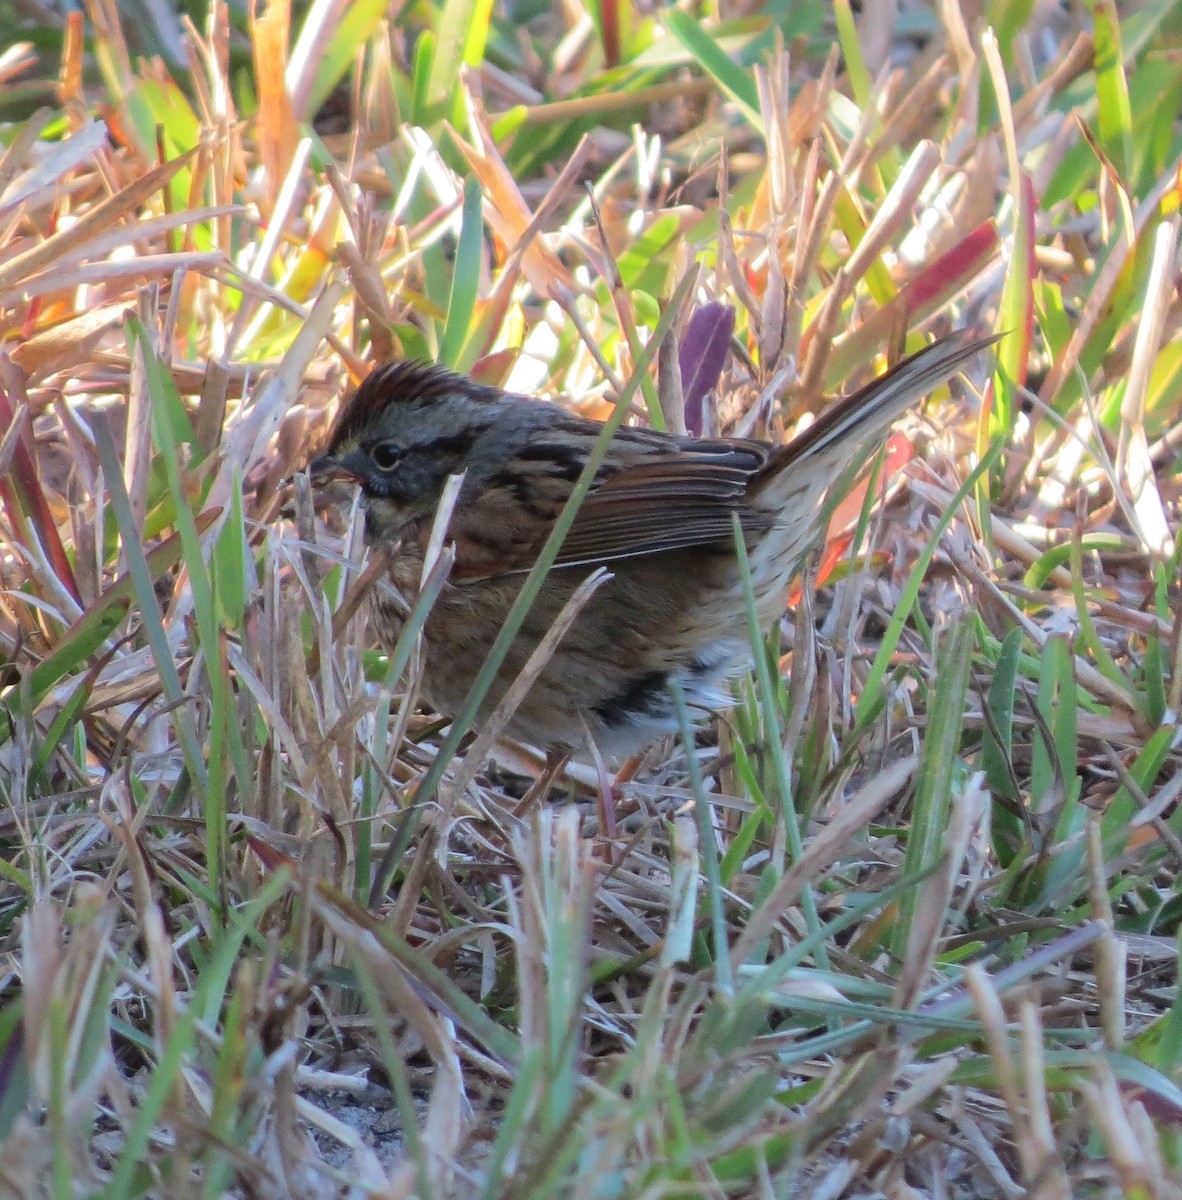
(371, 440), (404, 471)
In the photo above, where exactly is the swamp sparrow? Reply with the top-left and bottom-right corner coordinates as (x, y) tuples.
(309, 331), (992, 757)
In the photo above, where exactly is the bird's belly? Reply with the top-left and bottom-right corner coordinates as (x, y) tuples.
(370, 548), (787, 758)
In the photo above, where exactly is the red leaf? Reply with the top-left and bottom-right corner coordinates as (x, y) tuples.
(0, 378), (81, 607)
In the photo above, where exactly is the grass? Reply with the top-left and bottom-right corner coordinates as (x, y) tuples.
(0, 0), (1181, 1196)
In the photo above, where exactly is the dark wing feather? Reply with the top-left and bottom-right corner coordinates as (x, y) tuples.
(447, 436), (773, 581)
(553, 441), (772, 565)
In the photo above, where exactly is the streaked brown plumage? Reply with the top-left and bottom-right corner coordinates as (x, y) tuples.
(309, 332), (993, 756)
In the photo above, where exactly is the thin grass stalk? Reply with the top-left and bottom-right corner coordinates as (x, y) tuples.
(729, 754), (915, 967)
(360, 549), (456, 902)
(855, 439), (1004, 729)
(450, 568), (611, 800)
(584, 188), (667, 430)
(95, 984), (201, 1200)
(314, 889), (520, 1066)
(90, 414), (208, 792)
(730, 511), (827, 969)
(477, 1046), (544, 1200)
(663, 810), (698, 965)
(350, 957), (438, 1200)
(540, 809), (592, 1131)
(130, 315), (235, 913)
(892, 614), (974, 962)
(204, 983), (246, 1200)
(366, 481), (462, 905)
(669, 679), (732, 994)
(47, 995), (71, 1200)
(734, 867), (931, 1011)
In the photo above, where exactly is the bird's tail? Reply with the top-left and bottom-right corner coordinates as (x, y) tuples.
(750, 330), (998, 500)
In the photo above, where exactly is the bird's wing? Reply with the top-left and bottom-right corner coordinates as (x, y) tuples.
(445, 435), (773, 581)
(551, 441), (773, 566)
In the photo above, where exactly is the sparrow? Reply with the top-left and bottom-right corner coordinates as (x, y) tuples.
(309, 331), (992, 757)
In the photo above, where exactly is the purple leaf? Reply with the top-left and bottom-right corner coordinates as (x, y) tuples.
(678, 302), (735, 437)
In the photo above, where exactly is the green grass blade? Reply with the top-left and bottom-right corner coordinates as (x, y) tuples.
(421, 0), (492, 130)
(439, 175), (484, 369)
(833, 0), (872, 110)
(91, 415), (208, 792)
(129, 316), (231, 908)
(730, 514), (827, 967)
(664, 11), (760, 129)
(1094, 0), (1135, 180)
(670, 679), (732, 993)
(893, 616), (974, 960)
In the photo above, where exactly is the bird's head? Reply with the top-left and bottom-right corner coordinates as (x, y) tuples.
(309, 361), (506, 536)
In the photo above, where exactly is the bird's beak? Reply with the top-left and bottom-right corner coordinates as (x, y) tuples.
(307, 452), (360, 485)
